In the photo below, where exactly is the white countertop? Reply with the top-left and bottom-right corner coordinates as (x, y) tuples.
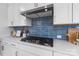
(1, 36), (79, 56)
(54, 39), (79, 56)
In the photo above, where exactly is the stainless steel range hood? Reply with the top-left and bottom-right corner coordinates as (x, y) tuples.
(21, 4), (53, 18)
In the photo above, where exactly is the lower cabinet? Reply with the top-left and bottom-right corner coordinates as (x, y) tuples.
(18, 44), (53, 56)
(17, 49), (35, 56)
(2, 40), (73, 56)
(17, 44), (53, 56)
(2, 42), (17, 56)
(2, 41), (53, 56)
(54, 51), (72, 56)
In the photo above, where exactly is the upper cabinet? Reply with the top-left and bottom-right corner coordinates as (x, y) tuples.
(8, 3), (51, 27)
(73, 3), (79, 24)
(7, 3), (79, 26)
(19, 3), (35, 11)
(8, 4), (15, 26)
(8, 3), (31, 26)
(53, 3), (72, 25)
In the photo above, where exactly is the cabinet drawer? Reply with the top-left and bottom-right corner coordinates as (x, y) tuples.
(54, 51), (72, 56)
(19, 44), (53, 56)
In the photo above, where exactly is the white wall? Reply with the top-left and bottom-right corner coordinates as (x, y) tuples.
(0, 3), (10, 37)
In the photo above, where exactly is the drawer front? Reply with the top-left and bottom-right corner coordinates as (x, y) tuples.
(54, 51), (72, 56)
(18, 44), (53, 56)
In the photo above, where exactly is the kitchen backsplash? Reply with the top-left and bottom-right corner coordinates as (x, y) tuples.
(28, 16), (68, 40)
(14, 16), (78, 40)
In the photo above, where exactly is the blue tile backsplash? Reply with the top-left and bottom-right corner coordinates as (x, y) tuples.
(14, 16), (79, 40)
(28, 16), (68, 40)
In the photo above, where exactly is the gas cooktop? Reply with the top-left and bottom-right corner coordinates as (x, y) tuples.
(21, 36), (53, 47)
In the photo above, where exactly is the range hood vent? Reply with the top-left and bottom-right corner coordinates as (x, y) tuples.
(21, 4), (53, 18)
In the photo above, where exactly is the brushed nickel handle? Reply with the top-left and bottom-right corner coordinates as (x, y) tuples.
(2, 46), (4, 51)
(15, 51), (18, 56)
(11, 43), (16, 46)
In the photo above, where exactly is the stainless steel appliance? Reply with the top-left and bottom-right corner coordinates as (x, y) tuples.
(21, 4), (53, 18)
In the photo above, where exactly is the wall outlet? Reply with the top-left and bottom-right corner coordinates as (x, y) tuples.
(57, 35), (62, 38)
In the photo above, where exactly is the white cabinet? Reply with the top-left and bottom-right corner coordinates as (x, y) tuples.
(8, 3), (31, 26)
(2, 40), (53, 56)
(54, 51), (70, 56)
(2, 41), (35, 56)
(54, 3), (72, 25)
(16, 43), (53, 56)
(8, 3), (52, 26)
(8, 4), (15, 26)
(73, 3), (79, 24)
(2, 42), (17, 56)
(19, 3), (34, 11)
(17, 50), (33, 56)
(17, 48), (35, 56)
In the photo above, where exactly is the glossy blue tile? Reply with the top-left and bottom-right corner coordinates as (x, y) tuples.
(26, 16), (78, 40)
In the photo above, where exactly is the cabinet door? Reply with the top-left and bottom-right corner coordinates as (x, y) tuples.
(2, 42), (17, 56)
(38, 3), (50, 7)
(54, 51), (70, 56)
(54, 3), (72, 24)
(73, 3), (79, 24)
(17, 4), (32, 26)
(17, 49), (35, 56)
(17, 44), (52, 56)
(8, 4), (15, 26)
(8, 4), (20, 26)
(14, 4), (22, 26)
(8, 3), (31, 26)
(19, 3), (34, 11)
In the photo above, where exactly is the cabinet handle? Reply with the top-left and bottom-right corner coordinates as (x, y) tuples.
(15, 51), (18, 56)
(11, 44), (16, 46)
(2, 46), (4, 51)
(54, 15), (56, 20)
(52, 50), (54, 56)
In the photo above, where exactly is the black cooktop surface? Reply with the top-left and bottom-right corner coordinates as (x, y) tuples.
(21, 36), (53, 47)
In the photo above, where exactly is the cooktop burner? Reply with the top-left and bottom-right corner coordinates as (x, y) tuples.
(21, 36), (53, 47)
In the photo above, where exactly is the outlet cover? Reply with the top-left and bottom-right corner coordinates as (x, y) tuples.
(57, 35), (62, 38)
